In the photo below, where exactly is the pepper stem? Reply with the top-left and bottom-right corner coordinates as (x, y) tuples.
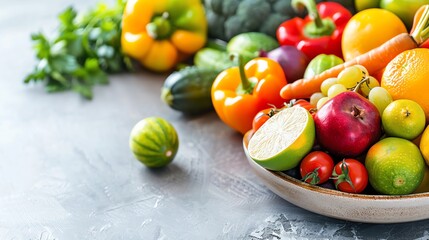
(292, 0), (335, 38)
(146, 12), (172, 40)
(232, 54), (256, 95)
(292, 0), (323, 27)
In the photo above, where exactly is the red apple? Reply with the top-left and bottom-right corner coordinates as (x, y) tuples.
(314, 91), (381, 157)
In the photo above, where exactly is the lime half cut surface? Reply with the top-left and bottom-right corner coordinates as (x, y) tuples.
(248, 106), (315, 171)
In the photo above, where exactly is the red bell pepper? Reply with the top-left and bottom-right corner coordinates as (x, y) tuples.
(276, 0), (352, 60)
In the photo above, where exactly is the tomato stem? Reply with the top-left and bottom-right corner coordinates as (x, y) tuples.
(302, 167), (321, 185)
(331, 159), (356, 192)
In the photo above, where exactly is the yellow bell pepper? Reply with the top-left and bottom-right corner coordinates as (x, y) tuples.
(121, 0), (207, 72)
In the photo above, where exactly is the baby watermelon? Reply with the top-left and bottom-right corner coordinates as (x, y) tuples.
(129, 117), (179, 168)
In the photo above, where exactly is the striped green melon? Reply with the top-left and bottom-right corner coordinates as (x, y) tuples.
(129, 117), (179, 168)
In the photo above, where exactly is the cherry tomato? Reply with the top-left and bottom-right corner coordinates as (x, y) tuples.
(300, 151), (334, 185)
(252, 107), (279, 132)
(287, 99), (317, 116)
(332, 159), (368, 193)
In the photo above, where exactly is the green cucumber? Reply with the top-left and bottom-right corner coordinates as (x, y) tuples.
(161, 66), (221, 115)
(129, 117), (179, 168)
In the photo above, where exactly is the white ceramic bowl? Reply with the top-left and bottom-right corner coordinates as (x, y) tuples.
(243, 132), (429, 223)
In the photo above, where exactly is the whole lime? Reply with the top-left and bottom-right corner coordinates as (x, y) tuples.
(129, 117), (179, 168)
(355, 0), (381, 12)
(365, 137), (425, 195)
(380, 0), (429, 29)
(382, 99), (426, 140)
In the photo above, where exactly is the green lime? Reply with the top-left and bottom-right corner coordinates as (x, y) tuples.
(247, 106), (315, 171)
(365, 137), (425, 195)
(355, 0), (381, 12)
(380, 0), (429, 29)
(382, 99), (426, 140)
(129, 117), (179, 168)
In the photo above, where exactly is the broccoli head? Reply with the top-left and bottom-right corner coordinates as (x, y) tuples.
(203, 0), (355, 41)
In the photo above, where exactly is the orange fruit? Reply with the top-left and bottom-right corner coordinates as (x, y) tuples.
(381, 48), (429, 121)
(342, 8), (407, 61)
(420, 125), (429, 165)
(414, 165), (429, 194)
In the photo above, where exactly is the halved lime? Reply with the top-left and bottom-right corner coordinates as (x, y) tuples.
(247, 106), (315, 171)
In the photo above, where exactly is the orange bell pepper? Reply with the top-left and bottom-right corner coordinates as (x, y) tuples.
(211, 56), (288, 135)
(121, 0), (207, 72)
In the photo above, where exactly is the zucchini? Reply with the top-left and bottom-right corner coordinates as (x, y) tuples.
(161, 66), (221, 115)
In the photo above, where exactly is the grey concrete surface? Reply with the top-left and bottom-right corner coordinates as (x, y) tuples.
(1, 0), (429, 239)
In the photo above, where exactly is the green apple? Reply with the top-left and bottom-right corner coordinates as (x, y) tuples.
(355, 0), (381, 12)
(380, 0), (429, 29)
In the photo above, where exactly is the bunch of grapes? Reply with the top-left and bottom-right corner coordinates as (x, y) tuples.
(310, 65), (393, 114)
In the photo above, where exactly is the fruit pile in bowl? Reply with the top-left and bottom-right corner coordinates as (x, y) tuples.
(233, 3), (429, 197)
(246, 58), (429, 196)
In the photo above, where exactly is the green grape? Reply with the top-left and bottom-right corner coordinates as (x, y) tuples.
(360, 76), (380, 97)
(327, 84), (347, 98)
(321, 77), (338, 96)
(368, 86), (393, 115)
(355, 65), (369, 77)
(317, 96), (330, 110)
(310, 92), (325, 106)
(337, 65), (368, 89)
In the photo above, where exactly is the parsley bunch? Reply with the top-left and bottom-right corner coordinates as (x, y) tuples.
(24, 0), (133, 99)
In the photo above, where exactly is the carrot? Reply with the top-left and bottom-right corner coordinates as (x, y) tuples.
(280, 33), (417, 99)
(280, 5), (429, 100)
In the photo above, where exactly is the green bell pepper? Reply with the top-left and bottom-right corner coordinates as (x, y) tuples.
(303, 54), (344, 79)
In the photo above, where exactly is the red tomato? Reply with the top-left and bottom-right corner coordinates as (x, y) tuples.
(288, 99), (317, 116)
(252, 107), (279, 132)
(332, 159), (368, 193)
(300, 151), (334, 185)
(293, 99), (315, 111)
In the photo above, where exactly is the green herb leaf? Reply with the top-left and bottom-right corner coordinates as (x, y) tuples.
(24, 0), (131, 99)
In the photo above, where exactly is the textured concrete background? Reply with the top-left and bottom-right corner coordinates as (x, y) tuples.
(1, 0), (429, 239)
